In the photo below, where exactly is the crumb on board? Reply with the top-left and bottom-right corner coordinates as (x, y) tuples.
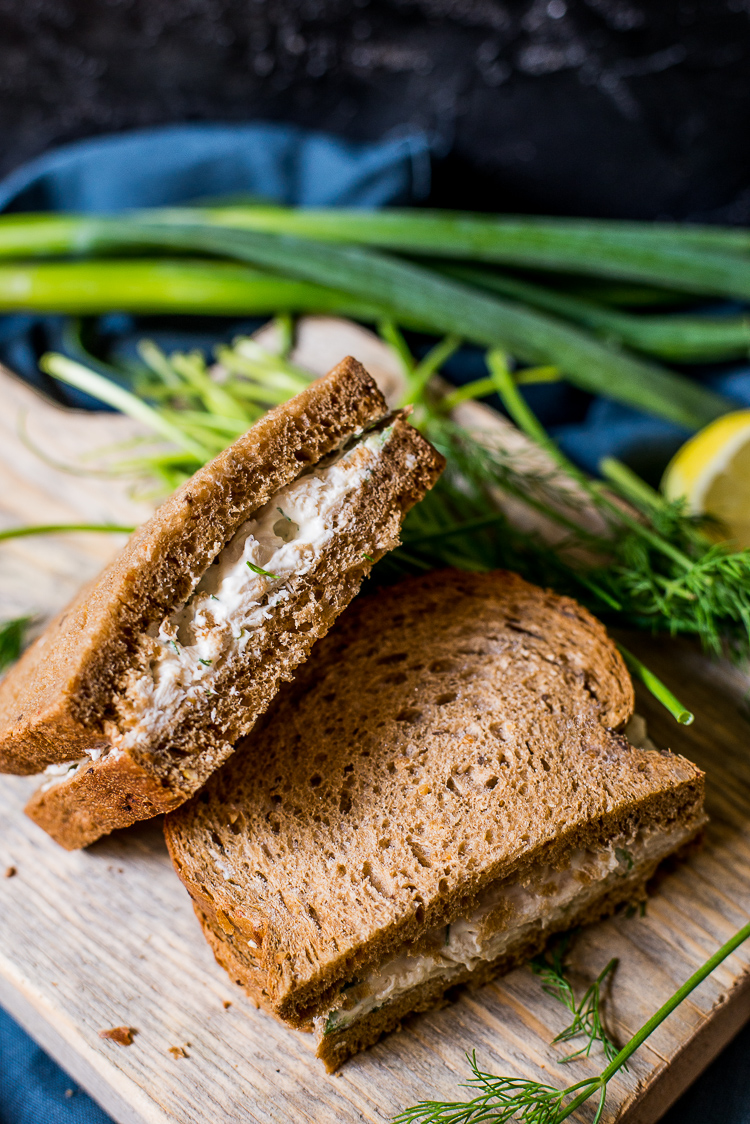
(223, 1000), (232, 1009)
(4, 866), (16, 878)
(169, 1046), (188, 1058)
(99, 1026), (135, 1046)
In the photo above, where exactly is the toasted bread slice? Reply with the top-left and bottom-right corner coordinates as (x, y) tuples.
(165, 569), (705, 1070)
(1, 358), (444, 848)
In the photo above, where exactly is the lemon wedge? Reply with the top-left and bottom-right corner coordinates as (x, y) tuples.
(662, 410), (750, 547)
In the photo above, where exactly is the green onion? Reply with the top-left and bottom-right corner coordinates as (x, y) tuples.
(617, 643), (694, 725)
(0, 523), (134, 541)
(142, 207), (750, 298)
(0, 213), (740, 428)
(110, 221), (733, 429)
(0, 258), (384, 319)
(445, 265), (750, 363)
(3, 206), (750, 256)
(2, 207), (750, 297)
(40, 353), (211, 461)
(598, 457), (665, 511)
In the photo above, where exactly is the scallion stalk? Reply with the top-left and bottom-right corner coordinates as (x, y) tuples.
(0, 216), (729, 428)
(445, 264), (750, 362)
(0, 212), (743, 429)
(99, 221), (733, 430)
(0, 258), (385, 319)
(142, 206), (750, 298)
(1, 209), (750, 296)
(0, 523), (134, 541)
(39, 353), (211, 460)
(617, 643), (694, 725)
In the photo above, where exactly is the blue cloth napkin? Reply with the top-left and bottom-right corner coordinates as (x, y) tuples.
(1, 123), (748, 1124)
(0, 122), (431, 213)
(0, 1008), (111, 1124)
(0, 121), (430, 410)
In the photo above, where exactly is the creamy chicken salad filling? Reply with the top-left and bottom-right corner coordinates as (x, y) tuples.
(316, 821), (697, 1040)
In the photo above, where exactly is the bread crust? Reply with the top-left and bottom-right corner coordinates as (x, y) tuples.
(25, 752), (184, 848)
(26, 416), (443, 849)
(0, 357), (391, 775)
(164, 570), (705, 1032)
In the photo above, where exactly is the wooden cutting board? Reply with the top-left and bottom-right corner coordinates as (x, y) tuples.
(1, 331), (749, 1124)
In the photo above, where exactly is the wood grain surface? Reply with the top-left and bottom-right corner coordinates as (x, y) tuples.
(1, 326), (749, 1124)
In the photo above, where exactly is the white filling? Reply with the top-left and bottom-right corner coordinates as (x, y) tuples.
(113, 426), (392, 750)
(39, 757), (88, 792)
(39, 745), (117, 792)
(317, 821), (695, 1038)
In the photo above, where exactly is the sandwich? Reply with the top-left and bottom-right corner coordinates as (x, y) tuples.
(164, 569), (706, 1071)
(0, 357), (444, 850)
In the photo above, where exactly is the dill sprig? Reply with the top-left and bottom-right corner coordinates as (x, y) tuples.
(531, 935), (619, 1065)
(395, 920), (750, 1124)
(557, 992), (617, 1066)
(531, 934), (576, 1014)
(246, 561), (281, 581)
(0, 616), (30, 672)
(395, 1054), (596, 1124)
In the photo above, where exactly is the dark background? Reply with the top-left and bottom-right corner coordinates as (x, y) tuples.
(1, 0), (750, 220)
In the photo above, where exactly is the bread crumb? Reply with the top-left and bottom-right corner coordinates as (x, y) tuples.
(99, 1026), (135, 1046)
(4, 866), (16, 878)
(168, 1046), (188, 1058)
(64, 1089), (74, 1098)
(222, 1000), (232, 1009)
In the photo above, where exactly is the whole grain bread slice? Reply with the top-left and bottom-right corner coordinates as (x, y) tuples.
(1, 357), (444, 849)
(164, 569), (705, 1056)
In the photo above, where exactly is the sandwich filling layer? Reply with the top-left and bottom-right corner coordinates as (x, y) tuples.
(315, 819), (698, 1041)
(42, 423), (394, 784)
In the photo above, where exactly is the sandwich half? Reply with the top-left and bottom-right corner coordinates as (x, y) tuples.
(0, 357), (444, 849)
(165, 569), (706, 1071)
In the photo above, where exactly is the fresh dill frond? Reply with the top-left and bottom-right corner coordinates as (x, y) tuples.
(246, 561), (281, 580)
(198, 658), (212, 666)
(552, 960), (619, 1065)
(391, 403), (750, 668)
(393, 1051), (603, 1124)
(0, 616), (30, 672)
(531, 933), (576, 1015)
(531, 933), (619, 1065)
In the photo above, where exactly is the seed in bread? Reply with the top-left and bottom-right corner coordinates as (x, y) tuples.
(164, 569), (706, 1071)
